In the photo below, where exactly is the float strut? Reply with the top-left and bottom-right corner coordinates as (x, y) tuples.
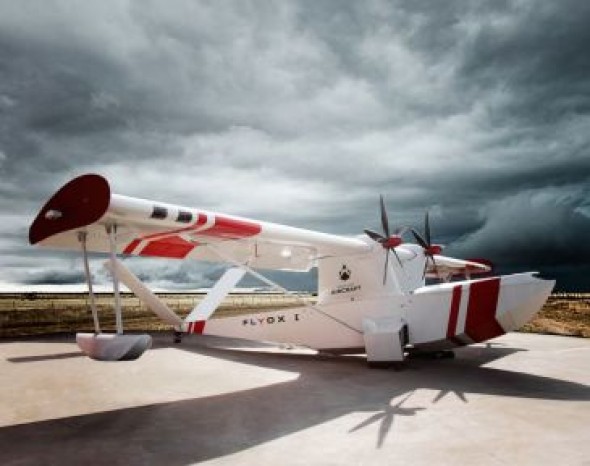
(78, 231), (101, 334)
(107, 225), (124, 335)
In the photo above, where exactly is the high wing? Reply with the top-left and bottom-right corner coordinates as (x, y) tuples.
(426, 255), (491, 279)
(29, 174), (370, 272)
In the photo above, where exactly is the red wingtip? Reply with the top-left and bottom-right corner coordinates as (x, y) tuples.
(29, 174), (111, 245)
(466, 258), (494, 272)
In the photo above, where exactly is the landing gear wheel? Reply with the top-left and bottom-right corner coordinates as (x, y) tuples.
(434, 350), (455, 359)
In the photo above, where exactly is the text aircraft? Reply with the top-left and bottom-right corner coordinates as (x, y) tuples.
(29, 174), (554, 364)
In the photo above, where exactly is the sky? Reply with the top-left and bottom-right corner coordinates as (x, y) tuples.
(0, 0), (589, 291)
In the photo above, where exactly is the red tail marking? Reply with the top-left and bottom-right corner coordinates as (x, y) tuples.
(200, 215), (261, 239)
(464, 278), (504, 342)
(447, 285), (462, 338)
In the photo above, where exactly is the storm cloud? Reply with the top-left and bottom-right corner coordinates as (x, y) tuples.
(0, 1), (588, 290)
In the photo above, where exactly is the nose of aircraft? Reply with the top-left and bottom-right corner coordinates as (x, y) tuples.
(495, 273), (555, 332)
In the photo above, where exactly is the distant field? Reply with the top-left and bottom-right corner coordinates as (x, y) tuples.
(520, 293), (590, 338)
(0, 292), (588, 338)
(0, 292), (310, 337)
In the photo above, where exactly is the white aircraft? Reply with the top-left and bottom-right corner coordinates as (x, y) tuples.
(29, 174), (554, 365)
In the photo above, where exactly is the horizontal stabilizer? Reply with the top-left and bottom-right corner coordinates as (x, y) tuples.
(427, 255), (491, 278)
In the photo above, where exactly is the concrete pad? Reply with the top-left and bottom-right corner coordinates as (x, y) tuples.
(0, 333), (588, 465)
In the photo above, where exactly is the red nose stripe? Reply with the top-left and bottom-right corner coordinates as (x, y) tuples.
(464, 278), (503, 342)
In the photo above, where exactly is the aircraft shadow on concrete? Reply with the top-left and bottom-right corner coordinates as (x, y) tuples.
(6, 351), (85, 363)
(1, 335), (588, 465)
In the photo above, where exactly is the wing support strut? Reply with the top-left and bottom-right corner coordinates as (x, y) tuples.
(204, 243), (362, 335)
(104, 257), (184, 328)
(185, 267), (246, 323)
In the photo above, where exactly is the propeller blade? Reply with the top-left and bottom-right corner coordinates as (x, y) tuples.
(425, 211), (431, 246)
(392, 249), (403, 268)
(411, 228), (429, 249)
(379, 194), (390, 238)
(430, 255), (438, 278)
(383, 249), (389, 285)
(364, 229), (385, 242)
(394, 225), (409, 237)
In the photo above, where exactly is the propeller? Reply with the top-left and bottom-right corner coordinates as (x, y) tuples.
(364, 195), (407, 285)
(411, 211), (443, 280)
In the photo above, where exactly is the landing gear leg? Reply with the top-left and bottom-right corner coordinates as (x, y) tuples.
(407, 349), (455, 360)
(173, 330), (183, 344)
(437, 350), (455, 359)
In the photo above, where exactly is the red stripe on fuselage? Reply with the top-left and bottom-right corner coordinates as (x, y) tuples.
(464, 278), (504, 342)
(447, 285), (462, 338)
(187, 321), (205, 334)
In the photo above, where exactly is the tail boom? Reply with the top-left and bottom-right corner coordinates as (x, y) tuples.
(409, 272), (554, 350)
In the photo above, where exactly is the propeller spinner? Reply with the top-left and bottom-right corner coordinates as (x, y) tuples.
(411, 211), (443, 280)
(364, 195), (407, 285)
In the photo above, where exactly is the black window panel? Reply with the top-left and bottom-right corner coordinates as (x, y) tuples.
(177, 211), (193, 223)
(151, 206), (167, 219)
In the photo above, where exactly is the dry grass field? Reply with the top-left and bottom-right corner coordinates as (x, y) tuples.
(520, 293), (590, 338)
(0, 292), (588, 338)
(0, 292), (309, 337)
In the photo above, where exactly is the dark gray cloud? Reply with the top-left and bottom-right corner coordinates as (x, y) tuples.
(448, 188), (590, 265)
(0, 0), (588, 291)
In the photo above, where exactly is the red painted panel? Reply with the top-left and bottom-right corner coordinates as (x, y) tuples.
(464, 278), (504, 342)
(140, 235), (195, 259)
(188, 321), (206, 334)
(201, 215), (261, 239)
(123, 239), (142, 255)
(29, 174), (111, 244)
(446, 285), (462, 338)
(124, 213), (207, 258)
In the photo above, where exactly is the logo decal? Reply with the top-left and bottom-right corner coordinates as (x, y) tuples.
(242, 313), (300, 326)
(339, 265), (351, 281)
